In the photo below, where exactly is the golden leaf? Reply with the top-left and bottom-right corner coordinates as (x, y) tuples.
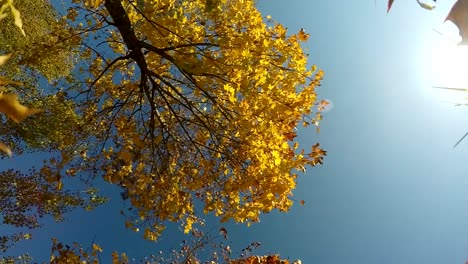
(0, 141), (12, 156)
(92, 243), (103, 252)
(0, 93), (42, 123)
(7, 0), (25, 36)
(0, 54), (11, 66)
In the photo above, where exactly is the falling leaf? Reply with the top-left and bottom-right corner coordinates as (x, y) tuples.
(388, 0), (394, 12)
(454, 131), (468, 148)
(388, 0), (436, 13)
(0, 141), (12, 156)
(417, 0), (436, 10)
(8, 0), (25, 36)
(219, 227), (228, 239)
(446, 0), (468, 44)
(0, 93), (42, 123)
(0, 54), (11, 66)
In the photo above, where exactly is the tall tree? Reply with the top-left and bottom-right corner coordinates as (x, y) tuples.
(54, 0), (325, 239)
(3, 0), (327, 242)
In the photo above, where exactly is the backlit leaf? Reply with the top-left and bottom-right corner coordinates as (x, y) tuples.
(0, 93), (41, 123)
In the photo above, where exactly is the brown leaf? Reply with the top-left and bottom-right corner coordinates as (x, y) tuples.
(446, 0), (468, 44)
(219, 227), (228, 239)
(388, 0), (395, 12)
(0, 93), (41, 123)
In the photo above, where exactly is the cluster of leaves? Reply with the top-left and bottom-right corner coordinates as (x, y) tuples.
(0, 0), (83, 154)
(0, 254), (32, 264)
(0, 0), (41, 155)
(47, 227), (300, 264)
(0, 0), (108, 253)
(0, 168), (107, 252)
(0, 0), (78, 81)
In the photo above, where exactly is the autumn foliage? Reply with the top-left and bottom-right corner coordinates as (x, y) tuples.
(28, 0), (327, 240)
(0, 0), (325, 260)
(46, 229), (299, 264)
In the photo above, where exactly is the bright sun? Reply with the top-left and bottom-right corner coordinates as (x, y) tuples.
(431, 22), (468, 104)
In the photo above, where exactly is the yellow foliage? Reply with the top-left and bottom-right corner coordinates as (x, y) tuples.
(0, 13), (41, 155)
(34, 0), (328, 240)
(0, 0), (25, 35)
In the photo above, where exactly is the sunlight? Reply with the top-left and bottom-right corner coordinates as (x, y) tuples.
(431, 21), (468, 104)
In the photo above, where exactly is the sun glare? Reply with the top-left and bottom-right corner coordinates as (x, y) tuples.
(431, 22), (468, 104)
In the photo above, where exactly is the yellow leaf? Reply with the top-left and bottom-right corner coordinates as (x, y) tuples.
(0, 54), (11, 66)
(0, 93), (42, 123)
(8, 0), (25, 36)
(0, 2), (9, 20)
(93, 0), (102, 8)
(92, 243), (103, 252)
(417, 0), (435, 10)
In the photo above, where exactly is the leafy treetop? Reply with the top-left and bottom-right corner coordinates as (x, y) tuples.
(39, 0), (327, 240)
(2, 0), (326, 242)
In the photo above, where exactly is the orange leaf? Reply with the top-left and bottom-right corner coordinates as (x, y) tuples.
(297, 28), (309, 42)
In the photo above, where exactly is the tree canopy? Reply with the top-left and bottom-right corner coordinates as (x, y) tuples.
(2, 0), (326, 240)
(0, 0), (326, 261)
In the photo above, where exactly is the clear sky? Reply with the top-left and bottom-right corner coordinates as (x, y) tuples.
(5, 0), (468, 263)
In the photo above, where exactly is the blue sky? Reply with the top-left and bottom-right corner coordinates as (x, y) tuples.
(5, 0), (468, 263)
